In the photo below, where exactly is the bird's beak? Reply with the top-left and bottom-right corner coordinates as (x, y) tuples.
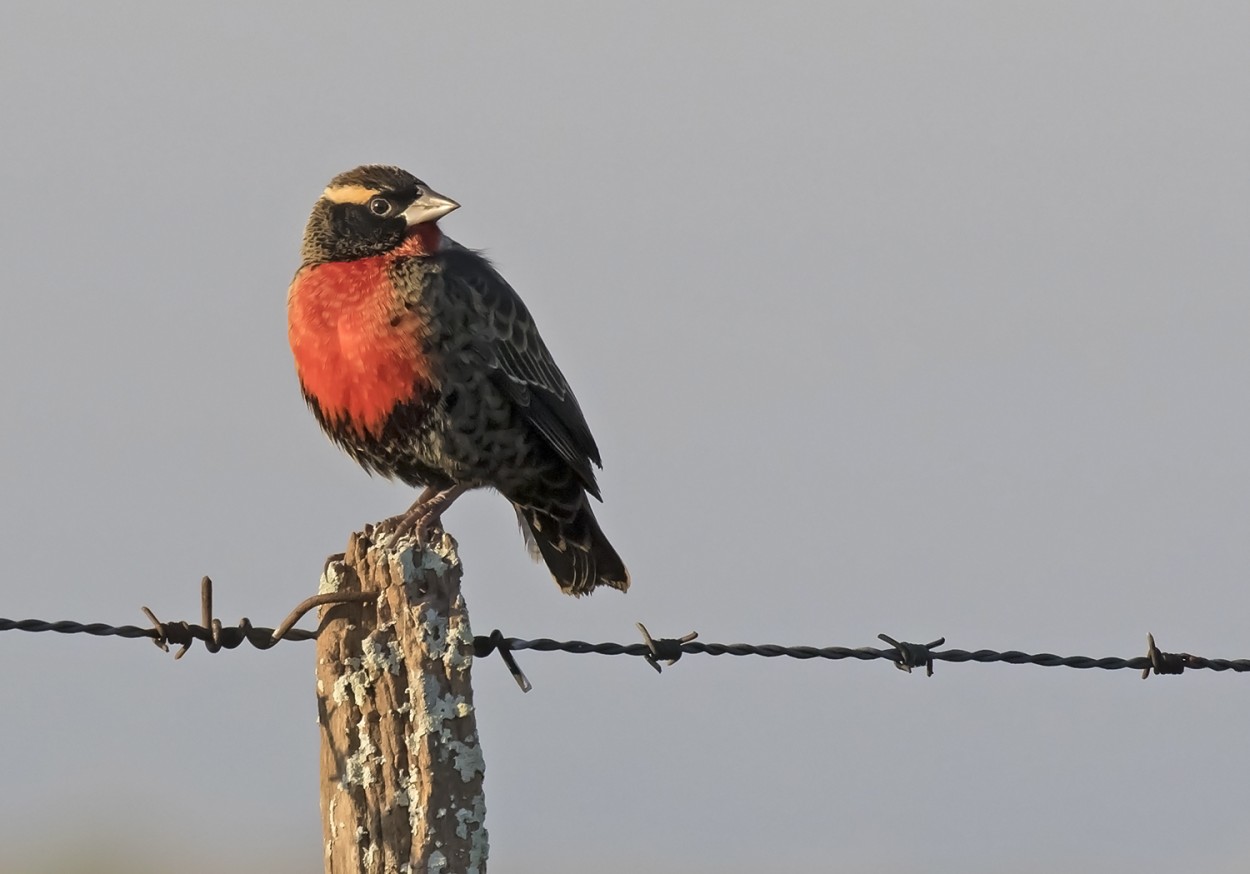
(401, 188), (460, 225)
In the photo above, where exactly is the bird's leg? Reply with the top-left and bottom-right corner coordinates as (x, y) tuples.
(386, 484), (469, 543)
(406, 485), (443, 516)
(409, 484), (468, 542)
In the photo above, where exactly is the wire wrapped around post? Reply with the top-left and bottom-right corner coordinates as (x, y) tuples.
(314, 526), (488, 874)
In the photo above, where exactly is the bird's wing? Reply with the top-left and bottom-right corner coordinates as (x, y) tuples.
(441, 245), (604, 499)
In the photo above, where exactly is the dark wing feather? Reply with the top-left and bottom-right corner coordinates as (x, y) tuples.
(442, 245), (603, 498)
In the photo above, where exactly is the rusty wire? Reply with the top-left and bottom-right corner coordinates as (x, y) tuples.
(0, 577), (374, 660)
(2, 581), (1247, 689)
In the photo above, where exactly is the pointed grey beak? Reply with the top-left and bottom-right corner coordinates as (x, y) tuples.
(401, 188), (460, 225)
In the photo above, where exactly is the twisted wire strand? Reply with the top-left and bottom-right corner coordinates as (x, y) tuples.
(4, 609), (1248, 686)
(0, 577), (368, 659)
(496, 638), (1250, 672)
(0, 617), (160, 640)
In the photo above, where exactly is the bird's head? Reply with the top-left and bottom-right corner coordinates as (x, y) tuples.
(300, 165), (460, 263)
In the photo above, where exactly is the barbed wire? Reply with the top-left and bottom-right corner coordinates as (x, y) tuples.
(0, 578), (373, 659)
(2, 577), (1245, 690)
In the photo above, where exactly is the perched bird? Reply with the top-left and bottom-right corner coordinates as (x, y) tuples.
(287, 165), (628, 595)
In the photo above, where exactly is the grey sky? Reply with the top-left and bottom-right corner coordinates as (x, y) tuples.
(2, 3), (1248, 872)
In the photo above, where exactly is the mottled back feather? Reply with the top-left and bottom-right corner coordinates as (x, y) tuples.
(437, 245), (604, 499)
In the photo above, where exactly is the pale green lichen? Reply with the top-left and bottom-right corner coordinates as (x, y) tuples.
(402, 770), (427, 834)
(427, 850), (447, 873)
(420, 607), (450, 659)
(391, 531), (459, 571)
(426, 531), (459, 567)
(331, 631), (403, 716)
(420, 546), (452, 573)
(342, 713), (378, 787)
(361, 632), (402, 676)
(443, 605), (474, 673)
(408, 682), (480, 778)
(319, 560), (346, 595)
(411, 676), (465, 740)
(327, 797), (340, 847)
(447, 738), (485, 782)
(455, 794), (489, 874)
(332, 662), (370, 709)
(397, 543), (420, 580)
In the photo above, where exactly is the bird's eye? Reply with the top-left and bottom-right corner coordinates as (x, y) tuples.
(368, 197), (393, 217)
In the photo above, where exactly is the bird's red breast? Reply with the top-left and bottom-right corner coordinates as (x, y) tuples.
(287, 227), (443, 438)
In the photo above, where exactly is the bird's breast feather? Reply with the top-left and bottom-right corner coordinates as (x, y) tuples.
(288, 259), (434, 437)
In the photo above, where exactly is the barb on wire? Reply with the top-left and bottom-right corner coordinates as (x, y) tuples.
(636, 622), (698, 674)
(1143, 632), (1189, 679)
(878, 634), (945, 676)
(3, 593), (1246, 688)
(2, 576), (374, 659)
(469, 629), (1250, 688)
(475, 630), (532, 693)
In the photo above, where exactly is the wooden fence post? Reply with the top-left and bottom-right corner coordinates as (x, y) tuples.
(315, 526), (488, 874)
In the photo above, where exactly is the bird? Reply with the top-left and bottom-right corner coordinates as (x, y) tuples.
(287, 165), (628, 595)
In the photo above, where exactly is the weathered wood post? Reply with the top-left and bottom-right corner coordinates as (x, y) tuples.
(315, 526), (488, 874)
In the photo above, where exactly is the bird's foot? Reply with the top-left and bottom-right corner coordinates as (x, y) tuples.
(377, 504), (440, 543)
(378, 484), (468, 546)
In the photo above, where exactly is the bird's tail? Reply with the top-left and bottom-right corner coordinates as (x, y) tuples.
(513, 498), (629, 596)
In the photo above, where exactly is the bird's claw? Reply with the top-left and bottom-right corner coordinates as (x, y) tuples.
(377, 505), (446, 546)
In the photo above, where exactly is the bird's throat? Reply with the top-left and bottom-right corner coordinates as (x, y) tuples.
(397, 222), (444, 257)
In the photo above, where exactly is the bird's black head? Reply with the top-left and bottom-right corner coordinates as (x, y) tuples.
(300, 165), (460, 263)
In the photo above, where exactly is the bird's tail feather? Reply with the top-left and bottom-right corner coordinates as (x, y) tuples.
(513, 500), (629, 596)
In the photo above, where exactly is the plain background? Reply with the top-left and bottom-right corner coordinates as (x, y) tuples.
(2, 3), (1248, 872)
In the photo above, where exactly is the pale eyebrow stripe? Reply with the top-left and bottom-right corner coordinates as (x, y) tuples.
(322, 184), (379, 205)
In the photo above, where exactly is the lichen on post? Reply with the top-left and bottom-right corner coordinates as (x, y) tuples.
(315, 526), (488, 874)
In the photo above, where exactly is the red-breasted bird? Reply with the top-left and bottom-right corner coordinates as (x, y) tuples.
(287, 165), (628, 595)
